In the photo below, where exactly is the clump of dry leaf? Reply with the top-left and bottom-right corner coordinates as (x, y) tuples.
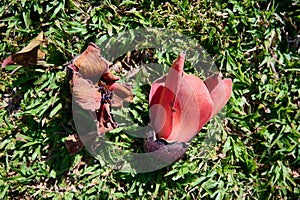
(2, 32), (46, 68)
(67, 42), (133, 154)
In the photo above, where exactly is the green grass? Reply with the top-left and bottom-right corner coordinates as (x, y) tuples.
(0, 0), (299, 199)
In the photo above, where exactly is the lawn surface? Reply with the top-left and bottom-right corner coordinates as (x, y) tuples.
(0, 0), (299, 199)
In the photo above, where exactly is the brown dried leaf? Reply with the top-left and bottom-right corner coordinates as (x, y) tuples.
(17, 31), (44, 54)
(2, 31), (45, 68)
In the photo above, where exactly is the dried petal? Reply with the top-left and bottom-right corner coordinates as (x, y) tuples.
(72, 43), (110, 83)
(70, 73), (101, 111)
(101, 69), (120, 85)
(69, 43), (133, 138)
(110, 83), (133, 108)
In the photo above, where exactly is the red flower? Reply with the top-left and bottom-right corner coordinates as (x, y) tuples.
(149, 53), (232, 143)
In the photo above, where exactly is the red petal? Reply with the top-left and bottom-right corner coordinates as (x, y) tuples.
(149, 54), (185, 140)
(171, 52), (185, 72)
(164, 74), (213, 142)
(150, 86), (178, 139)
(204, 74), (232, 118)
(150, 54), (232, 143)
(223, 78), (232, 101)
(149, 52), (185, 104)
(149, 76), (166, 106)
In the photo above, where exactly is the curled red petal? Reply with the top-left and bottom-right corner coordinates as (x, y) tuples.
(164, 53), (184, 96)
(150, 53), (215, 142)
(150, 85), (179, 140)
(204, 74), (232, 118)
(150, 54), (185, 141)
(149, 76), (166, 106)
(101, 69), (120, 86)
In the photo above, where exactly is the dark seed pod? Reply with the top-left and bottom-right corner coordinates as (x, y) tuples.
(144, 130), (188, 163)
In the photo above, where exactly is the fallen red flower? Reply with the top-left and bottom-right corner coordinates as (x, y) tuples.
(145, 53), (232, 156)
